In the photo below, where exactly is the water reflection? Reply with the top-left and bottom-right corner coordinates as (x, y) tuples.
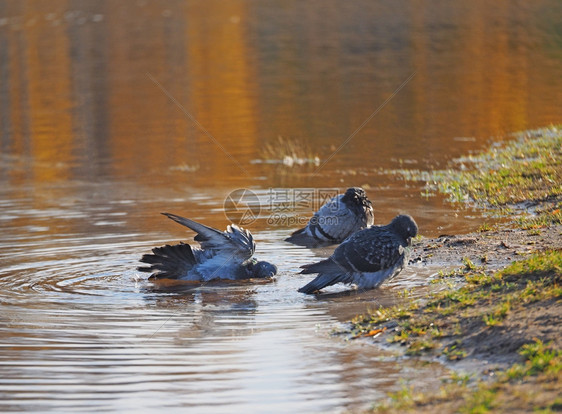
(2, 1), (561, 184)
(1, 0), (561, 412)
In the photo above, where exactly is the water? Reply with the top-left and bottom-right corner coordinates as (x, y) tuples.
(1, 1), (561, 412)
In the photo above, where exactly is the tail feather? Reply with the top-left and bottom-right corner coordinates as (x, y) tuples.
(137, 242), (197, 280)
(298, 258), (353, 294)
(298, 272), (350, 294)
(298, 273), (331, 294)
(299, 258), (339, 274)
(284, 227), (312, 245)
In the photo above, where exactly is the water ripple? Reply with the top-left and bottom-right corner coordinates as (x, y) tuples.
(0, 204), (443, 413)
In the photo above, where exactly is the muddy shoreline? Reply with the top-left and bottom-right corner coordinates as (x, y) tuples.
(413, 224), (562, 366)
(413, 224), (562, 276)
(349, 127), (561, 412)
(355, 224), (562, 368)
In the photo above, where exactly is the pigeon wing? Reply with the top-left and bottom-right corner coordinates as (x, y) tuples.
(137, 242), (197, 280)
(298, 222), (410, 294)
(307, 195), (363, 242)
(333, 226), (405, 273)
(162, 213), (255, 261)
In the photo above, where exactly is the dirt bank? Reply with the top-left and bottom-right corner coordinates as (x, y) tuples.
(350, 127), (562, 413)
(412, 223), (562, 276)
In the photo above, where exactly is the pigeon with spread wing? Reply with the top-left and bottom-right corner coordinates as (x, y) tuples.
(138, 213), (277, 281)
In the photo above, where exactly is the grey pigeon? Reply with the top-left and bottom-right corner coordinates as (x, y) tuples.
(285, 187), (374, 247)
(298, 214), (418, 294)
(138, 213), (277, 281)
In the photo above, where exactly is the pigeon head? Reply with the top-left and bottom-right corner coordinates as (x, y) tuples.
(341, 187), (372, 208)
(390, 214), (418, 244)
(247, 260), (278, 278)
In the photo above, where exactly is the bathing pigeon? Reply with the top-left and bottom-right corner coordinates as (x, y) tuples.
(298, 214), (418, 294)
(138, 213), (277, 281)
(285, 187), (374, 247)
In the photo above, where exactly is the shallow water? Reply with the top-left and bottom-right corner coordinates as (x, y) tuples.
(1, 1), (561, 412)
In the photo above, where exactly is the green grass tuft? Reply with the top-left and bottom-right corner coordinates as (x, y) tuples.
(395, 127), (562, 227)
(505, 339), (562, 379)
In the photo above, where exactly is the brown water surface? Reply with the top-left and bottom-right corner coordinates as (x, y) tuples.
(1, 1), (561, 412)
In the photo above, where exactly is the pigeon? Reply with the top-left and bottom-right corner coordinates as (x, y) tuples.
(285, 187), (374, 247)
(298, 214), (418, 294)
(138, 213), (277, 281)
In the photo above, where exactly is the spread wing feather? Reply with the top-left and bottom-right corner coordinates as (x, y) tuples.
(137, 243), (197, 280)
(162, 212), (255, 261)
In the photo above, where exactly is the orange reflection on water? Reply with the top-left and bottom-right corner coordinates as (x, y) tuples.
(0, 0), (560, 189)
